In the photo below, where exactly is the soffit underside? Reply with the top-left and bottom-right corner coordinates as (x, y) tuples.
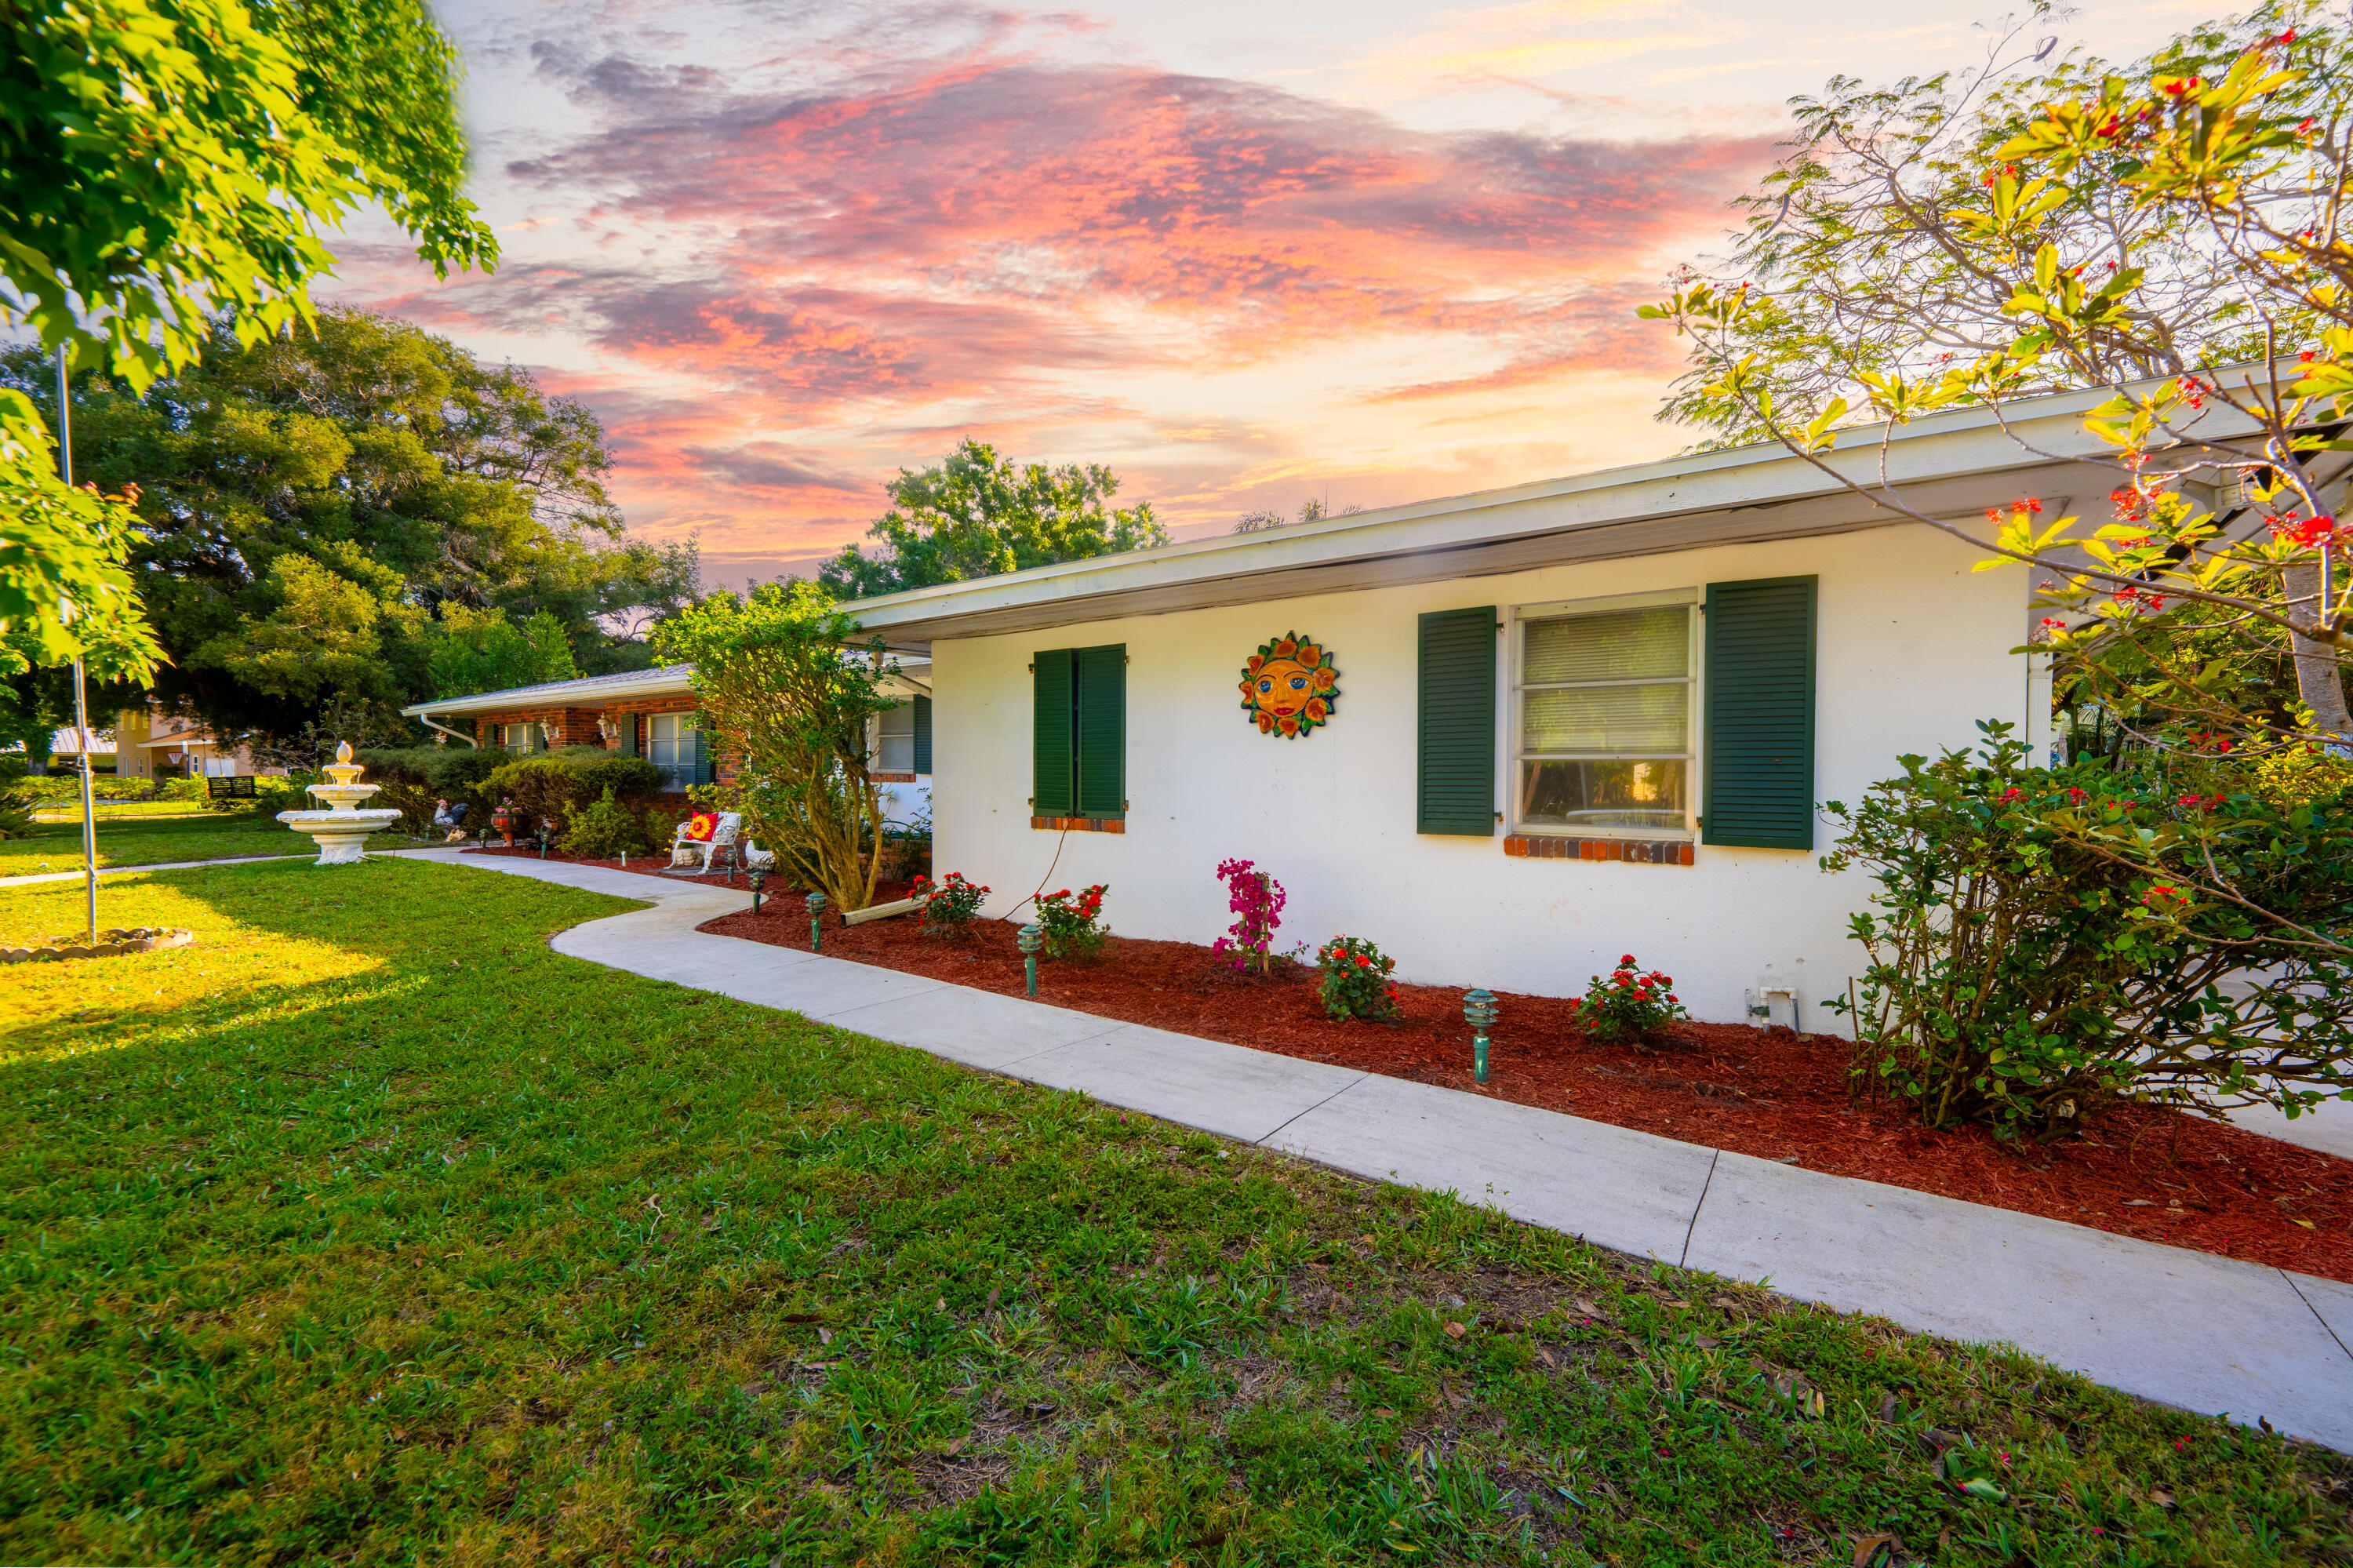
(860, 460), (2077, 652)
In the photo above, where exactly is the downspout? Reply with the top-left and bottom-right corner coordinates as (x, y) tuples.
(419, 712), (479, 748)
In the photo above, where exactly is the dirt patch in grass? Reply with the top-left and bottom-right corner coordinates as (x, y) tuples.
(704, 895), (2353, 1284)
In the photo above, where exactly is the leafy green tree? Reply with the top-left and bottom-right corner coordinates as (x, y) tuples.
(0, 415), (161, 689)
(818, 438), (1167, 598)
(653, 583), (898, 912)
(2, 0), (496, 679)
(0, 661), (140, 774)
(1, 311), (697, 740)
(1646, 5), (2353, 1124)
(1645, 2), (2349, 750)
(426, 606), (582, 699)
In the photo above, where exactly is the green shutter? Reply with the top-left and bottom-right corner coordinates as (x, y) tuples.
(911, 694), (933, 775)
(1702, 577), (1817, 849)
(611, 713), (637, 755)
(1032, 651), (1075, 816)
(1417, 607), (1497, 835)
(1074, 644), (1126, 819)
(691, 721), (716, 786)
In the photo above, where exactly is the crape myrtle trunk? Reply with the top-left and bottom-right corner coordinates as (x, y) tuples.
(2285, 561), (2353, 750)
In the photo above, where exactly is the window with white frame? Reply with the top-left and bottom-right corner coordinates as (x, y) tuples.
(1514, 595), (1695, 835)
(498, 722), (540, 754)
(876, 702), (915, 773)
(646, 712), (696, 789)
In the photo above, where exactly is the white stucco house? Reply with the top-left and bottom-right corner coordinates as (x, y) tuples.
(835, 394), (2139, 1029)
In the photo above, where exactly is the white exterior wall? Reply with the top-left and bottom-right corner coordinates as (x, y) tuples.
(877, 777), (933, 827)
(927, 523), (2031, 1028)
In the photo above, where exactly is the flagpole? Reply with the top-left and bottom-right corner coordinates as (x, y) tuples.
(57, 347), (97, 945)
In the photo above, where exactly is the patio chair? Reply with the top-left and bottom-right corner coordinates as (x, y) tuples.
(669, 810), (744, 872)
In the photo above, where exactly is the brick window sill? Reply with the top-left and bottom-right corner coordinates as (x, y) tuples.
(1504, 835), (1693, 866)
(872, 771), (920, 784)
(1032, 816), (1125, 834)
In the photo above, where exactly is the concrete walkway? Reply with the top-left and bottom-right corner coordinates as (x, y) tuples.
(129, 849), (2353, 1448)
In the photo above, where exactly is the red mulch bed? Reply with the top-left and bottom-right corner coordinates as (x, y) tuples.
(698, 893), (2353, 1283)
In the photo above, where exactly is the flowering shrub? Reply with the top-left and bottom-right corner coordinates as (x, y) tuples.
(1824, 722), (2353, 1140)
(1573, 955), (1689, 1043)
(1315, 935), (1401, 1021)
(1211, 857), (1300, 973)
(912, 871), (989, 933)
(1036, 883), (1109, 957)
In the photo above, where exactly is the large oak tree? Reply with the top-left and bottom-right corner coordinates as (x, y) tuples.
(1, 0), (496, 691)
(0, 311), (697, 753)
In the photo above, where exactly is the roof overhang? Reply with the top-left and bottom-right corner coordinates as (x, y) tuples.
(399, 653), (934, 719)
(401, 668), (697, 719)
(838, 387), (2260, 649)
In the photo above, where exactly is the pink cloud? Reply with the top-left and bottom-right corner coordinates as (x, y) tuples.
(345, 42), (1773, 550)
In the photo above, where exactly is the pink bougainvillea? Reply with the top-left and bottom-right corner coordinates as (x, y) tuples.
(1212, 857), (1293, 973)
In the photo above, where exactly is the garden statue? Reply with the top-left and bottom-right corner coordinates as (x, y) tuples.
(276, 742), (402, 865)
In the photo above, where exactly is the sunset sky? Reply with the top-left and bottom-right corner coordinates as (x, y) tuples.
(332, 0), (2211, 588)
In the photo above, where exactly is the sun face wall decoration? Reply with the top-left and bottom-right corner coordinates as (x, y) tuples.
(1239, 633), (1340, 738)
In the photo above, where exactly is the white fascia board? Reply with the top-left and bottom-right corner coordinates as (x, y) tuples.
(840, 387), (2260, 641)
(400, 669), (697, 719)
(400, 653), (930, 718)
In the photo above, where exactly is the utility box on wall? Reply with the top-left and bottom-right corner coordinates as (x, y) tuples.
(1745, 979), (1802, 1032)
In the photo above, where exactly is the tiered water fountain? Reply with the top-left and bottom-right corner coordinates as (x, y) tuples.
(277, 741), (403, 864)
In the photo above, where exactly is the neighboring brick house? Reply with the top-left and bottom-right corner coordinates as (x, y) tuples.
(399, 662), (935, 820)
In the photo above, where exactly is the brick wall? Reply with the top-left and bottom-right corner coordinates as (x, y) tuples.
(466, 693), (735, 791)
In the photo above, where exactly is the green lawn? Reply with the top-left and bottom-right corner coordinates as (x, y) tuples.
(1, 860), (2345, 1565)
(1, 806), (430, 878)
(27, 799), (223, 821)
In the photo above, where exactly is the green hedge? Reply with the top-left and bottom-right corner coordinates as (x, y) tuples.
(482, 750), (664, 836)
(355, 745), (505, 797)
(19, 774), (162, 802)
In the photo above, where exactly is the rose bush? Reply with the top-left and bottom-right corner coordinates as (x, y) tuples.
(1036, 884), (1108, 958)
(914, 871), (988, 934)
(1315, 935), (1401, 1022)
(1572, 956), (1690, 1045)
